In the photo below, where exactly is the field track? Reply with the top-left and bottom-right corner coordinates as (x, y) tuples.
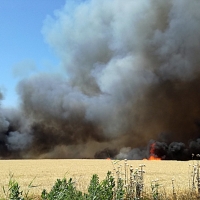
(0, 159), (195, 196)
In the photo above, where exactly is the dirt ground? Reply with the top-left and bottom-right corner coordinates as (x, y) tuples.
(0, 159), (196, 197)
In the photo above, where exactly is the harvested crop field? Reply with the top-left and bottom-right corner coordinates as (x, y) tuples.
(0, 159), (196, 197)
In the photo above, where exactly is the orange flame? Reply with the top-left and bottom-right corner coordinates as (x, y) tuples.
(148, 155), (161, 160)
(147, 143), (161, 160)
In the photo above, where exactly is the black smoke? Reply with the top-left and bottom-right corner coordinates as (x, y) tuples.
(1, 0), (200, 159)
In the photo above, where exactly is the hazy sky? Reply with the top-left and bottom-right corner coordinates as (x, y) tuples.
(0, 0), (67, 107)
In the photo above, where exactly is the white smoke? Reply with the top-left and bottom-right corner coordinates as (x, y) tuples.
(7, 131), (32, 150)
(1, 0), (200, 158)
(0, 92), (9, 134)
(153, 0), (200, 80)
(0, 110), (9, 134)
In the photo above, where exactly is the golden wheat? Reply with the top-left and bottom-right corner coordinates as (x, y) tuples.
(0, 159), (196, 197)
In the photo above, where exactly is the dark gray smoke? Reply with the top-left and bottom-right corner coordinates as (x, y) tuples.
(1, 0), (200, 159)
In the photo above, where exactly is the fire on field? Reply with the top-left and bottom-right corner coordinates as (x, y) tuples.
(1, 0), (200, 160)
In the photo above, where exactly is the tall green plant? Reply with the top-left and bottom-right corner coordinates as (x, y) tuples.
(3, 173), (24, 200)
(87, 171), (115, 199)
(41, 178), (84, 200)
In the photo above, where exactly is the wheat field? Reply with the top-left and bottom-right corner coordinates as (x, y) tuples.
(0, 159), (196, 197)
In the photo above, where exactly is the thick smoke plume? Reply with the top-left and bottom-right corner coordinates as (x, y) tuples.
(1, 0), (200, 159)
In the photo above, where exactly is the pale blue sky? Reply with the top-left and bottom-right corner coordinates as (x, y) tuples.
(0, 0), (67, 107)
